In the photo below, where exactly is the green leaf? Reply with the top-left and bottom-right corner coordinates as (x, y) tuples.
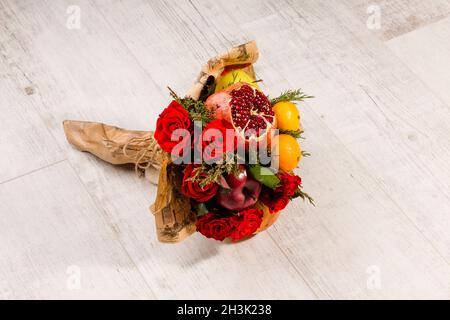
(248, 164), (280, 189)
(195, 202), (210, 217)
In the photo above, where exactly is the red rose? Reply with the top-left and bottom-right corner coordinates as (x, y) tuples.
(230, 208), (264, 241)
(260, 172), (301, 213)
(261, 190), (289, 213)
(196, 213), (233, 241)
(261, 192), (289, 213)
(154, 100), (191, 153)
(275, 173), (302, 197)
(181, 164), (219, 202)
(198, 119), (236, 163)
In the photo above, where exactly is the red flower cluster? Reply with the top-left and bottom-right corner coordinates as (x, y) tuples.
(195, 212), (233, 241)
(261, 172), (302, 213)
(154, 102), (237, 163)
(153, 96), (310, 243)
(154, 100), (191, 153)
(230, 208), (264, 241)
(196, 208), (264, 242)
(181, 164), (218, 202)
(275, 173), (301, 197)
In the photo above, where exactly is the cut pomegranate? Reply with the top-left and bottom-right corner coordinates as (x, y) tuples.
(205, 82), (276, 143)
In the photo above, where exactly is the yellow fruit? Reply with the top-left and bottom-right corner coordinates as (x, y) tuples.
(272, 101), (300, 131)
(215, 70), (259, 92)
(272, 134), (301, 171)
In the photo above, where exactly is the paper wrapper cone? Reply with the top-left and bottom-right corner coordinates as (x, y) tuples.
(186, 40), (259, 100)
(63, 41), (264, 243)
(63, 120), (163, 168)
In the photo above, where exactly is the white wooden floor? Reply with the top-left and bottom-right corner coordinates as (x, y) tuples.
(1, 0), (449, 299)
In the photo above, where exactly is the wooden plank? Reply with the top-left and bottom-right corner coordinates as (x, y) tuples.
(0, 0), (316, 299)
(93, 0), (450, 298)
(387, 17), (450, 107)
(0, 0), (166, 144)
(0, 15), (64, 182)
(271, 106), (450, 299)
(344, 0), (450, 41)
(0, 161), (155, 299)
(2, 0), (449, 299)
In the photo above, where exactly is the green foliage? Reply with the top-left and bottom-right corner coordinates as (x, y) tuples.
(187, 158), (240, 188)
(293, 187), (315, 206)
(195, 202), (210, 216)
(168, 87), (213, 126)
(301, 151), (311, 157)
(270, 89), (313, 105)
(248, 164), (280, 189)
(279, 129), (304, 139)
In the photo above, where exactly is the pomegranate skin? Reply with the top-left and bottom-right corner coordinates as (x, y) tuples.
(205, 83), (242, 123)
(216, 165), (262, 211)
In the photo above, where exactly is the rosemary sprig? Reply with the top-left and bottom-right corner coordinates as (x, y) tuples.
(279, 129), (304, 139)
(187, 159), (240, 188)
(168, 86), (182, 102)
(185, 98), (214, 125)
(270, 89), (313, 105)
(301, 151), (311, 157)
(168, 87), (213, 126)
(295, 188), (315, 206)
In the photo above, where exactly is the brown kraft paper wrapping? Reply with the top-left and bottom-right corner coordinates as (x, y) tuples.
(63, 40), (260, 243)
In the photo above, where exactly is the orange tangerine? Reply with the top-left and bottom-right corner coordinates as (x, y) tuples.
(272, 134), (301, 171)
(272, 101), (300, 131)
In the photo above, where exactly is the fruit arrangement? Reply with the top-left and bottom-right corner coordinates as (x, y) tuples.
(153, 50), (313, 242)
(63, 41), (313, 243)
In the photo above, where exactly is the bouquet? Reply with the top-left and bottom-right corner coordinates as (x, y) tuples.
(63, 41), (313, 243)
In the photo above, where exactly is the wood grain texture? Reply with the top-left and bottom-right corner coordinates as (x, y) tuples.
(95, 0), (450, 298)
(264, 0), (450, 264)
(0, 0), (449, 299)
(0, 161), (154, 299)
(0, 0), (316, 299)
(0, 11), (64, 182)
(344, 0), (450, 41)
(387, 17), (450, 106)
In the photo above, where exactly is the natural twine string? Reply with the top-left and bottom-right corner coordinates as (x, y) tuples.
(122, 133), (163, 175)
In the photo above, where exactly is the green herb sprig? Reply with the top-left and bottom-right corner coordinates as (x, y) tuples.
(294, 188), (315, 206)
(187, 159), (240, 188)
(168, 87), (213, 126)
(279, 129), (304, 139)
(270, 89), (313, 105)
